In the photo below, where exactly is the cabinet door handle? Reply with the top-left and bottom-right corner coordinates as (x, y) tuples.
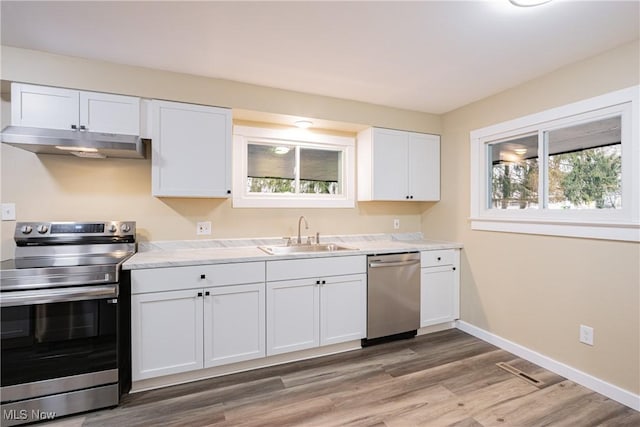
(79, 125), (87, 131)
(226, 190), (231, 194)
(452, 267), (456, 271)
(410, 195), (414, 199)
(197, 292), (203, 297)
(437, 257), (441, 261)
(71, 124), (78, 130)
(322, 280), (326, 284)
(205, 291), (210, 296)
(315, 280), (320, 285)
(200, 274), (206, 279)
(405, 195), (410, 199)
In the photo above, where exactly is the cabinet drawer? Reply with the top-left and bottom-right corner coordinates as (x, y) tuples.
(266, 255), (367, 282)
(421, 250), (456, 268)
(132, 262), (265, 294)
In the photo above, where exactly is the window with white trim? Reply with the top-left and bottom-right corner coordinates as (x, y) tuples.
(233, 125), (355, 208)
(470, 86), (639, 242)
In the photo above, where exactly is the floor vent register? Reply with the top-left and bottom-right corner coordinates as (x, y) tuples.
(496, 362), (545, 388)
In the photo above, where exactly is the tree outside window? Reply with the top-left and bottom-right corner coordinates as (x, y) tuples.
(489, 116), (622, 210)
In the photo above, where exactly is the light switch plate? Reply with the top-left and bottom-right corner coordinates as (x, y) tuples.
(1, 203), (16, 221)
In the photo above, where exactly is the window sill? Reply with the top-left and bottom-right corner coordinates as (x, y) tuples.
(470, 217), (639, 242)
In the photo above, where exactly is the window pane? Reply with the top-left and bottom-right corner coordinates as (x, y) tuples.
(546, 116), (621, 209)
(299, 148), (342, 194)
(488, 134), (539, 209)
(247, 143), (295, 193)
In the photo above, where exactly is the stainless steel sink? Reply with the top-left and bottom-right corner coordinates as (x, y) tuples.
(258, 243), (357, 255)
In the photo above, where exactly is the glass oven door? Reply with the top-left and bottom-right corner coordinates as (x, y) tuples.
(1, 285), (118, 389)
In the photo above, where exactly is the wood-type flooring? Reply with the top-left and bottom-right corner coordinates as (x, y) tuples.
(45, 329), (639, 426)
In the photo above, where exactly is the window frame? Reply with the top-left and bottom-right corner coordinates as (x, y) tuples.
(470, 86), (639, 242)
(232, 125), (356, 208)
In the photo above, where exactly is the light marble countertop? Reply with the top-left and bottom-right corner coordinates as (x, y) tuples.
(123, 233), (463, 270)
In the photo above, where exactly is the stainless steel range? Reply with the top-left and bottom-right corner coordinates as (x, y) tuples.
(0, 221), (136, 426)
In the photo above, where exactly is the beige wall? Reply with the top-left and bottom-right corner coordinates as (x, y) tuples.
(427, 40), (640, 394)
(0, 46), (439, 259)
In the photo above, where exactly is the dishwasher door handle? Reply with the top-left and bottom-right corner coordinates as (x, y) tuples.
(368, 259), (420, 268)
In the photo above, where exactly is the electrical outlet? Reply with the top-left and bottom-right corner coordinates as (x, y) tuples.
(393, 219), (400, 229)
(580, 324), (594, 346)
(196, 221), (212, 235)
(1, 203), (16, 221)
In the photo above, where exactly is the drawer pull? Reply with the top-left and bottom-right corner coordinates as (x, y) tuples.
(197, 292), (203, 297)
(200, 274), (206, 279)
(437, 257), (442, 261)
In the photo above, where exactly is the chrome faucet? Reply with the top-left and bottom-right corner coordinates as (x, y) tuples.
(297, 215), (309, 244)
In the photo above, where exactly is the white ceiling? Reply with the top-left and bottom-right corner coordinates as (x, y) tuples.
(1, 0), (638, 115)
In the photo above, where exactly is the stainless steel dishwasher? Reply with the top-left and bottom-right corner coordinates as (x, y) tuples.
(364, 252), (421, 345)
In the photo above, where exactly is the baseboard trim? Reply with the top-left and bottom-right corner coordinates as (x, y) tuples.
(456, 320), (640, 411)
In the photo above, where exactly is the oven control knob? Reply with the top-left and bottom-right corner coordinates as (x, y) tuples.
(108, 224), (117, 233)
(21, 225), (33, 234)
(120, 223), (131, 233)
(37, 225), (49, 234)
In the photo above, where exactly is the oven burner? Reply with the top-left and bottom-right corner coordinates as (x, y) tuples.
(1, 221), (136, 426)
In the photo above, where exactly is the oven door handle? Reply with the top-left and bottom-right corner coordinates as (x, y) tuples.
(0, 285), (118, 307)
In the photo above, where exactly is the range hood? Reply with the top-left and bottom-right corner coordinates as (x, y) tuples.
(1, 126), (146, 159)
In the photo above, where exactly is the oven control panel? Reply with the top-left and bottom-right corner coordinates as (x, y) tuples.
(15, 221), (136, 243)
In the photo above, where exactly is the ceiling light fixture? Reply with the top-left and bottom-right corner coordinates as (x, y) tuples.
(509, 0), (551, 6)
(514, 148), (527, 155)
(294, 120), (313, 129)
(273, 146), (290, 155)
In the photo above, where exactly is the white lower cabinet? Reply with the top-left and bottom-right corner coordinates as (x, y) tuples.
(266, 279), (320, 355)
(131, 262), (266, 381)
(320, 276), (367, 345)
(266, 274), (366, 356)
(420, 249), (460, 327)
(132, 289), (203, 380)
(265, 256), (367, 356)
(131, 255), (368, 382)
(204, 283), (265, 367)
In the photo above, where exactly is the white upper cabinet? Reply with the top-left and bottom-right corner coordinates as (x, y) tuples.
(151, 100), (232, 198)
(12, 84), (78, 130)
(357, 127), (440, 201)
(11, 83), (140, 134)
(79, 91), (140, 134)
(408, 132), (440, 201)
